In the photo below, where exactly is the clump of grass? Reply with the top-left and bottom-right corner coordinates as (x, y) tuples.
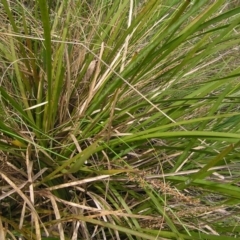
(1, 0), (240, 239)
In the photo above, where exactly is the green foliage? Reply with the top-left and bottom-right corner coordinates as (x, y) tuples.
(0, 0), (240, 239)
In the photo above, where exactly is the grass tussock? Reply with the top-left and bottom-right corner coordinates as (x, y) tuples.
(0, 0), (240, 239)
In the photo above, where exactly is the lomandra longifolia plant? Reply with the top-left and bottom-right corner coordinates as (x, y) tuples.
(0, 0), (240, 239)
